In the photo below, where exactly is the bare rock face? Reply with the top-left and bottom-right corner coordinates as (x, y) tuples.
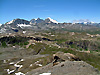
(53, 52), (80, 61)
(52, 52), (81, 66)
(26, 61), (100, 75)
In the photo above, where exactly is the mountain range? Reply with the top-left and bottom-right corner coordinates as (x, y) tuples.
(0, 17), (100, 33)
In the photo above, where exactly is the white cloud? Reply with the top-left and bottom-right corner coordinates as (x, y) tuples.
(72, 19), (90, 23)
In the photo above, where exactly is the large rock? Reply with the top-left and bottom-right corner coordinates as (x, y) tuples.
(52, 52), (81, 66)
(53, 52), (80, 62)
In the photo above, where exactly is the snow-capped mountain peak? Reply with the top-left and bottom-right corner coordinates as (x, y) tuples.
(0, 24), (2, 26)
(91, 22), (95, 23)
(47, 17), (58, 24)
(6, 20), (14, 24)
(35, 18), (37, 20)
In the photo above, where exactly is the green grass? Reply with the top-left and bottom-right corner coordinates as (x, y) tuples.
(0, 52), (2, 55)
(28, 40), (100, 71)
(64, 49), (100, 71)
(24, 41), (29, 45)
(1, 30), (100, 72)
(56, 39), (68, 44)
(1, 42), (7, 47)
(29, 42), (100, 71)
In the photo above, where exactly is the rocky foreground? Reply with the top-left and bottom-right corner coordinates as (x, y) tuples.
(25, 52), (100, 75)
(26, 61), (99, 75)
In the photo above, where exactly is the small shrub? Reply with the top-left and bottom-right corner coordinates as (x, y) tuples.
(1, 42), (7, 47)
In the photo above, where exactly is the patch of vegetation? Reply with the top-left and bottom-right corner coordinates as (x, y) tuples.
(24, 41), (29, 45)
(95, 50), (99, 52)
(56, 39), (68, 44)
(0, 36), (30, 47)
(0, 52), (2, 55)
(29, 42), (100, 71)
(1, 30), (100, 73)
(1, 41), (7, 47)
(63, 49), (100, 71)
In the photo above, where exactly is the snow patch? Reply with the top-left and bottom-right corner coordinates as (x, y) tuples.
(36, 64), (42, 66)
(14, 64), (23, 68)
(0, 28), (6, 33)
(17, 24), (31, 28)
(7, 20), (14, 24)
(9, 62), (15, 65)
(35, 18), (37, 20)
(13, 46), (16, 48)
(3, 60), (7, 63)
(30, 64), (33, 67)
(20, 59), (24, 61)
(14, 59), (24, 68)
(0, 24), (2, 26)
(23, 31), (26, 34)
(35, 61), (39, 64)
(15, 72), (25, 75)
(48, 17), (58, 24)
(32, 43), (36, 45)
(58, 46), (61, 48)
(51, 35), (55, 36)
(39, 73), (51, 75)
(7, 69), (15, 74)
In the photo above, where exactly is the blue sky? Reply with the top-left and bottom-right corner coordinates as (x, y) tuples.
(0, 0), (100, 24)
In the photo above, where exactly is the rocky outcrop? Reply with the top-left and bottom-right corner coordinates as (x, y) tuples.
(30, 18), (45, 24)
(26, 61), (100, 75)
(53, 52), (81, 66)
(53, 52), (80, 61)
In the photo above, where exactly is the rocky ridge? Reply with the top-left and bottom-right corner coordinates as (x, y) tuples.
(0, 18), (100, 33)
